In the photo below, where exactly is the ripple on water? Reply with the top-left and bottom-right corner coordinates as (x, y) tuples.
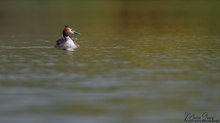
(0, 46), (53, 49)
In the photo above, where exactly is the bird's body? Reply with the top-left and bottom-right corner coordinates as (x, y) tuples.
(55, 26), (80, 51)
(55, 36), (79, 51)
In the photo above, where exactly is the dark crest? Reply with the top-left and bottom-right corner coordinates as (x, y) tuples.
(63, 25), (71, 37)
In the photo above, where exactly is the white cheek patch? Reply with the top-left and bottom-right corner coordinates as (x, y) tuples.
(69, 28), (74, 34)
(70, 29), (74, 34)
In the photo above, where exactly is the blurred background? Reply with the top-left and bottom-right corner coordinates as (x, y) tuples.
(0, 0), (220, 123)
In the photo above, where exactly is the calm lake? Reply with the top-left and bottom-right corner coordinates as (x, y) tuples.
(0, 0), (220, 123)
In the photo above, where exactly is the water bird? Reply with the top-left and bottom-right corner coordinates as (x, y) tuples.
(55, 25), (80, 51)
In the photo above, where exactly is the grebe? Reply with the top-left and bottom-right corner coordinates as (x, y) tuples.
(55, 25), (80, 51)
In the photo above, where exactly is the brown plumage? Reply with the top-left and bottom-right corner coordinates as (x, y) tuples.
(63, 25), (73, 37)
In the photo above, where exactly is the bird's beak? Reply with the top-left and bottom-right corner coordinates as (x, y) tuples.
(74, 31), (80, 35)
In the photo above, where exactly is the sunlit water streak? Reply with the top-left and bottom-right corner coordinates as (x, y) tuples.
(0, 46), (53, 49)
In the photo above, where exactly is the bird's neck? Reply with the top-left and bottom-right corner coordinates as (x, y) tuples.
(63, 35), (71, 40)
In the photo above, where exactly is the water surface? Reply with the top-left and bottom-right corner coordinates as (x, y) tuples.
(0, 0), (220, 123)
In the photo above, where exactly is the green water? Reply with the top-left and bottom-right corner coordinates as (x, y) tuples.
(0, 0), (220, 123)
